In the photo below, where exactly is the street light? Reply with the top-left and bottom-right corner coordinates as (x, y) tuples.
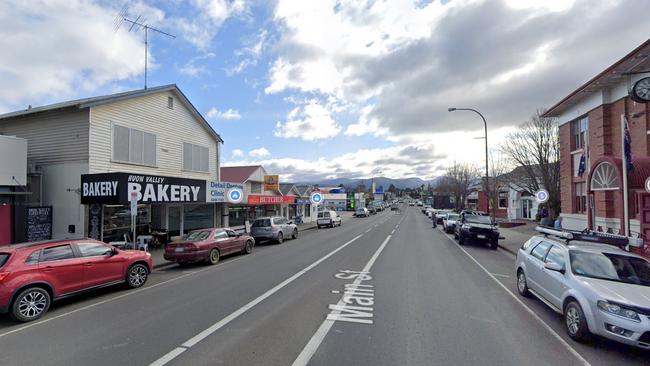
(448, 107), (490, 215)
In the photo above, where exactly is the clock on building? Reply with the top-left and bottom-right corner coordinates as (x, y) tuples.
(630, 76), (650, 102)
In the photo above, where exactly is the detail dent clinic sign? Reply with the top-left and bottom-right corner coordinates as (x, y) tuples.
(248, 195), (295, 205)
(81, 173), (206, 205)
(206, 181), (245, 203)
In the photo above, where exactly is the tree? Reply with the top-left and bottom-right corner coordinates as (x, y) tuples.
(440, 161), (480, 211)
(387, 184), (397, 193)
(500, 109), (561, 218)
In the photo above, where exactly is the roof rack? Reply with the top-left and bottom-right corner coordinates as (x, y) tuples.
(535, 226), (644, 249)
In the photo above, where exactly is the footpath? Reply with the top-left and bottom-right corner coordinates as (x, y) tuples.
(496, 222), (539, 255)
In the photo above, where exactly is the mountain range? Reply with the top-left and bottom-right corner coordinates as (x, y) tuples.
(300, 177), (442, 190)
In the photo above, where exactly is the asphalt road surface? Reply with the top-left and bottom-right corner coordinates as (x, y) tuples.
(1, 206), (648, 365)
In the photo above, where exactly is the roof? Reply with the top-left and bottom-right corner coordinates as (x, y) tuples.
(544, 38), (650, 117)
(220, 165), (262, 183)
(0, 84), (223, 143)
(279, 183), (296, 196)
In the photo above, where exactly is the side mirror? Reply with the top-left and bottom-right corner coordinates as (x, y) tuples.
(110, 247), (118, 256)
(544, 262), (565, 274)
(287, 221), (293, 225)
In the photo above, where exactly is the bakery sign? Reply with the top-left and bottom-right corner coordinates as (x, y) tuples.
(81, 173), (206, 205)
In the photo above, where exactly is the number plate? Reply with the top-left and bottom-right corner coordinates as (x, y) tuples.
(175, 247), (184, 252)
(477, 235), (486, 239)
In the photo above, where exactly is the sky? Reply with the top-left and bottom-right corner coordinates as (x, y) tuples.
(1, 0), (649, 182)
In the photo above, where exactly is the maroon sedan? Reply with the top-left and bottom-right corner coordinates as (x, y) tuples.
(164, 228), (254, 265)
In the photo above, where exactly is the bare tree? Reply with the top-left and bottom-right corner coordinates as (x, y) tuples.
(441, 161), (481, 211)
(500, 109), (561, 217)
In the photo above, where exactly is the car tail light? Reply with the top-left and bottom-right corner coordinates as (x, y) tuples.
(0, 272), (9, 282)
(184, 243), (198, 251)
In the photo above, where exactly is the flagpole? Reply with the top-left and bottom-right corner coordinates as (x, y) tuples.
(621, 114), (629, 236)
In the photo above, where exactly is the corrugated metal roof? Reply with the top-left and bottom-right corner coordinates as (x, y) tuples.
(0, 84), (223, 143)
(220, 165), (262, 183)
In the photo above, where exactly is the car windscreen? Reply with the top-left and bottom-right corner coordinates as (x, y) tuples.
(465, 215), (492, 225)
(186, 230), (211, 241)
(252, 219), (271, 227)
(447, 214), (459, 220)
(570, 251), (650, 286)
(0, 253), (9, 268)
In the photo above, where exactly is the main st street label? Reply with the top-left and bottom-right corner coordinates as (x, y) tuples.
(327, 270), (375, 325)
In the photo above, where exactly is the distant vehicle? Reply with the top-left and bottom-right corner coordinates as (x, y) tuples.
(455, 212), (499, 249)
(390, 203), (399, 211)
(416, 201), (423, 207)
(442, 213), (459, 233)
(250, 216), (298, 244)
(355, 207), (370, 217)
(435, 210), (450, 224)
(409, 202), (415, 207)
(164, 228), (254, 266)
(516, 227), (650, 348)
(317, 210), (342, 228)
(425, 207), (435, 218)
(375, 204), (384, 212)
(368, 206), (377, 215)
(0, 239), (152, 322)
(421, 205), (432, 214)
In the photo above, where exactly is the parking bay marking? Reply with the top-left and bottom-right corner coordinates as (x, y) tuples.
(292, 234), (392, 366)
(149, 233), (365, 366)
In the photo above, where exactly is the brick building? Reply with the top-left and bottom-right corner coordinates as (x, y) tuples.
(544, 39), (650, 243)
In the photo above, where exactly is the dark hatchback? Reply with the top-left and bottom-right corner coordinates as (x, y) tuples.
(454, 212), (500, 249)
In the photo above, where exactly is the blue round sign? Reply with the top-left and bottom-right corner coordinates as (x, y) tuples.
(310, 192), (323, 205)
(535, 189), (549, 203)
(227, 188), (243, 203)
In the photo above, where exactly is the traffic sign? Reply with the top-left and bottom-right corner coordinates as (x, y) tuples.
(130, 191), (138, 217)
(535, 189), (549, 203)
(310, 192), (323, 205)
(227, 188), (243, 203)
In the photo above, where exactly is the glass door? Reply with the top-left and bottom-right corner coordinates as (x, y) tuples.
(168, 205), (182, 237)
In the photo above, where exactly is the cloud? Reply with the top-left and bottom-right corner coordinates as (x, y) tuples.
(231, 148), (244, 158)
(226, 29), (269, 75)
(248, 147), (270, 157)
(179, 53), (216, 77)
(206, 107), (242, 120)
(0, 0), (148, 112)
(173, 0), (249, 50)
(274, 99), (341, 140)
(344, 105), (388, 137)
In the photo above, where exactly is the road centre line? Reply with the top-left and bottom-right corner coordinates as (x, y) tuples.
(292, 234), (393, 366)
(441, 233), (591, 366)
(491, 273), (510, 278)
(149, 233), (365, 366)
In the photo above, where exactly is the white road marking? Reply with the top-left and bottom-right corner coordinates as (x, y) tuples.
(365, 229), (372, 233)
(149, 347), (187, 366)
(292, 234), (393, 366)
(390, 229), (396, 234)
(491, 273), (510, 278)
(148, 234), (365, 365)
(443, 235), (592, 366)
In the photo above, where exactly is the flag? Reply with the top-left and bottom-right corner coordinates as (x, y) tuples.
(577, 153), (586, 177)
(624, 119), (633, 174)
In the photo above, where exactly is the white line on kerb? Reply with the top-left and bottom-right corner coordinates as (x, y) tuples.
(445, 236), (592, 366)
(148, 234), (365, 366)
(292, 234), (393, 366)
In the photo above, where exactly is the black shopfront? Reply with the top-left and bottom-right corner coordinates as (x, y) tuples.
(81, 173), (214, 244)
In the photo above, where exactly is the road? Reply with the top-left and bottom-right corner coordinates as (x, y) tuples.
(0, 206), (648, 365)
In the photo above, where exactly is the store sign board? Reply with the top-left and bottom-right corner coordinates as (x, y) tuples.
(248, 195), (295, 205)
(25, 206), (52, 242)
(206, 181), (245, 203)
(264, 175), (279, 191)
(81, 173), (206, 205)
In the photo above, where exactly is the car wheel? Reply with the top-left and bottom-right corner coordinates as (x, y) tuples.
(564, 301), (590, 342)
(516, 270), (530, 297)
(126, 263), (149, 288)
(453, 232), (458, 239)
(490, 239), (498, 250)
(458, 234), (465, 245)
(292, 229), (298, 239)
(209, 248), (220, 265)
(10, 287), (51, 322)
(277, 232), (284, 244)
(243, 240), (253, 254)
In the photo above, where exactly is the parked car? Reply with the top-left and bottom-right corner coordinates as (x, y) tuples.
(435, 210), (450, 224)
(355, 208), (370, 217)
(408, 202), (415, 207)
(164, 228), (254, 265)
(442, 213), (460, 233)
(421, 205), (431, 214)
(416, 201), (423, 207)
(515, 229), (650, 348)
(250, 216), (298, 244)
(425, 208), (435, 218)
(390, 203), (399, 211)
(368, 206), (377, 215)
(317, 210), (342, 228)
(455, 212), (499, 249)
(0, 239), (152, 322)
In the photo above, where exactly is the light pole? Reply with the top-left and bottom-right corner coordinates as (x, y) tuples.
(448, 107), (490, 215)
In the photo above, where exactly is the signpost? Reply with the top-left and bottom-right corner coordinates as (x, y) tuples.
(130, 191), (138, 249)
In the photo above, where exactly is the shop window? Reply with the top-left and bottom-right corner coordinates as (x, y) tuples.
(250, 181), (262, 194)
(183, 142), (209, 172)
(113, 124), (157, 166)
(574, 182), (587, 213)
(571, 116), (588, 150)
(184, 204), (214, 232)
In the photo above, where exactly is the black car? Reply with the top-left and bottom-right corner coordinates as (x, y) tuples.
(368, 206), (377, 215)
(454, 212), (499, 249)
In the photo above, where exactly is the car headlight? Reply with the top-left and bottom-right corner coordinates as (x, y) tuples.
(597, 300), (641, 322)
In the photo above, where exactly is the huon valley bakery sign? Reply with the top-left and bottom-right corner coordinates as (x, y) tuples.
(81, 173), (206, 205)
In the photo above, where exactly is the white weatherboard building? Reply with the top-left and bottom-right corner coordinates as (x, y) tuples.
(0, 84), (227, 243)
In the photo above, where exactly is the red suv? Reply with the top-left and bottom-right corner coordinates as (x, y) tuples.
(0, 239), (152, 322)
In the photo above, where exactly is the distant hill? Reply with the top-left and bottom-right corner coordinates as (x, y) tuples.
(300, 176), (442, 190)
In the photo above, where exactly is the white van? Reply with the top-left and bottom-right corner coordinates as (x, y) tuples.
(317, 210), (342, 228)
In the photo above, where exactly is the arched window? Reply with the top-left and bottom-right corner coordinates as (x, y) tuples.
(590, 161), (620, 191)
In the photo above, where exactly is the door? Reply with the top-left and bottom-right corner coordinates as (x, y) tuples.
(538, 245), (568, 309)
(213, 229), (231, 253)
(76, 242), (125, 287)
(639, 193), (650, 256)
(522, 200), (532, 220)
(226, 229), (243, 253)
(525, 241), (552, 292)
(38, 244), (85, 295)
(168, 205), (182, 237)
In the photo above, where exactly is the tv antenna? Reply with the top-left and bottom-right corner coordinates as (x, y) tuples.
(114, 6), (176, 89)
